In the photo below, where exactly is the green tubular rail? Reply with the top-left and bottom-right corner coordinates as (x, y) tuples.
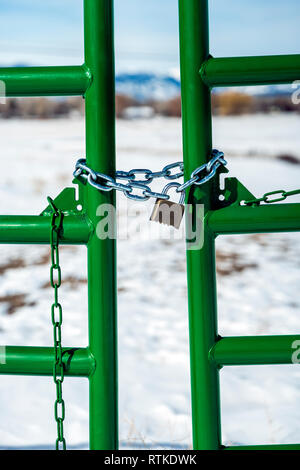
(0, 215), (90, 244)
(179, 0), (221, 451)
(179, 0), (300, 451)
(210, 335), (300, 366)
(208, 203), (300, 235)
(201, 54), (300, 88)
(0, 65), (91, 97)
(225, 444), (300, 450)
(84, 0), (118, 450)
(0, 346), (95, 377)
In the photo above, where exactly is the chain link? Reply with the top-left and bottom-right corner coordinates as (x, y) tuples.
(243, 188), (300, 206)
(73, 150), (226, 201)
(48, 197), (66, 451)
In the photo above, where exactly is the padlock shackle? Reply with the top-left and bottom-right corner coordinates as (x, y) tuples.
(162, 182), (185, 205)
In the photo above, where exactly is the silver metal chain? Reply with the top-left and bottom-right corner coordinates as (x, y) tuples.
(73, 149), (226, 202)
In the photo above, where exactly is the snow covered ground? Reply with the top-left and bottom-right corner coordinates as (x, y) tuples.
(0, 113), (299, 449)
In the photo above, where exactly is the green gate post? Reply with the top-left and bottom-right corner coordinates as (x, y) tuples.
(85, 0), (118, 450)
(178, 0), (221, 450)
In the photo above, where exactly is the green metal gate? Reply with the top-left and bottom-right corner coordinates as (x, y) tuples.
(0, 0), (117, 450)
(0, 0), (300, 451)
(179, 0), (300, 451)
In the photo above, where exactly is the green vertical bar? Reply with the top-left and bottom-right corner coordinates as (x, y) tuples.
(178, 0), (221, 449)
(84, 0), (118, 450)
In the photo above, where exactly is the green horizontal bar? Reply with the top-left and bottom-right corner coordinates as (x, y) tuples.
(0, 65), (91, 97)
(225, 444), (300, 450)
(208, 203), (300, 235)
(210, 335), (300, 366)
(200, 54), (300, 87)
(0, 346), (95, 377)
(0, 215), (91, 244)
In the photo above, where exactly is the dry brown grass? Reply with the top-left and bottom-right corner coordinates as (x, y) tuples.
(0, 293), (36, 315)
(1, 91), (299, 119)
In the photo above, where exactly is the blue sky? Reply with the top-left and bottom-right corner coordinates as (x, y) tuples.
(0, 0), (299, 73)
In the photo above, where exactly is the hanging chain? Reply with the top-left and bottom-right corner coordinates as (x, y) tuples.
(48, 196), (66, 451)
(243, 188), (300, 206)
(73, 149), (227, 201)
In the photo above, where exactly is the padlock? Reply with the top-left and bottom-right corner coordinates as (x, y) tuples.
(150, 182), (185, 229)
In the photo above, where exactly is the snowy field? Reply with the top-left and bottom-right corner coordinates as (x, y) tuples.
(0, 113), (299, 449)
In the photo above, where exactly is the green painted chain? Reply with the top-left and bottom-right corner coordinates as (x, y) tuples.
(48, 197), (66, 451)
(244, 188), (300, 206)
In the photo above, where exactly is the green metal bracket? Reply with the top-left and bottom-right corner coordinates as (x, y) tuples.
(218, 176), (256, 209)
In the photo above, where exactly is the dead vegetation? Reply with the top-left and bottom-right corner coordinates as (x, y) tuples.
(150, 92), (300, 118)
(151, 96), (182, 117)
(0, 252), (50, 276)
(0, 258), (26, 274)
(0, 97), (80, 119)
(0, 94), (138, 119)
(0, 255), (47, 315)
(0, 250), (86, 315)
(212, 92), (255, 116)
(116, 94), (139, 118)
